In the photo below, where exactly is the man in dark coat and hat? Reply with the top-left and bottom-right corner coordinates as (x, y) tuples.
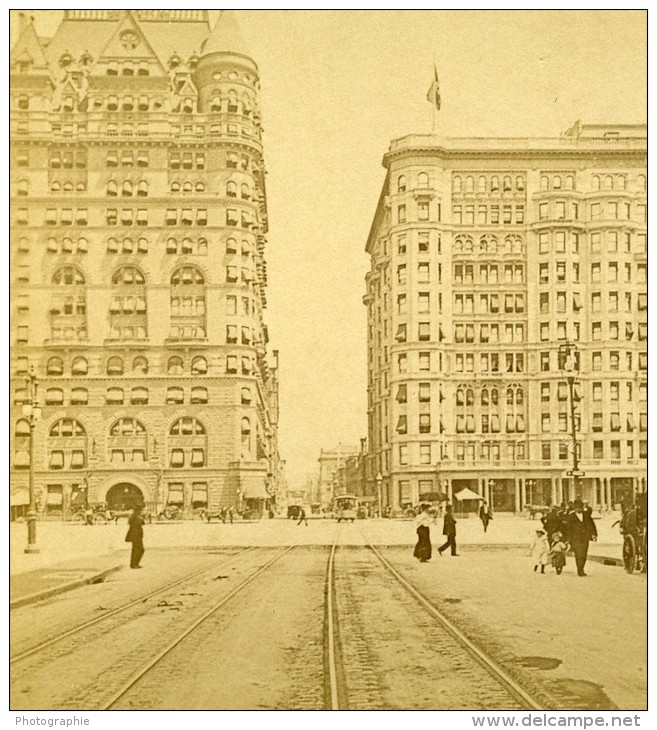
(564, 498), (597, 576)
(438, 503), (458, 556)
(125, 504), (145, 569)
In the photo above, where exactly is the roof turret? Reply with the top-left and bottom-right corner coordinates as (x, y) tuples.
(201, 10), (252, 59)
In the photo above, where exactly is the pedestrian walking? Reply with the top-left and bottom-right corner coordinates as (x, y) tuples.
(541, 505), (561, 546)
(438, 504), (458, 556)
(125, 504), (145, 569)
(564, 498), (597, 576)
(227, 506), (234, 524)
(548, 531), (568, 575)
(529, 528), (549, 573)
(478, 501), (493, 533)
(413, 504), (435, 562)
(297, 506), (308, 526)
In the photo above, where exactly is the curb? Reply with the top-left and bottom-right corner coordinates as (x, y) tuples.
(10, 565), (123, 610)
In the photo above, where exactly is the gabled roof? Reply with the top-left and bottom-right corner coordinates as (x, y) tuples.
(202, 10), (252, 59)
(10, 16), (49, 71)
(94, 10), (165, 74)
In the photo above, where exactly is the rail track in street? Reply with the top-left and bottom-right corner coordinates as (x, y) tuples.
(13, 532), (560, 710)
(10, 547), (257, 666)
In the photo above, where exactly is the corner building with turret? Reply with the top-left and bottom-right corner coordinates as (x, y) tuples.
(364, 124), (646, 513)
(10, 10), (283, 517)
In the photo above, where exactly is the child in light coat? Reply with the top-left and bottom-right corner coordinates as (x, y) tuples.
(529, 528), (550, 573)
(548, 531), (569, 575)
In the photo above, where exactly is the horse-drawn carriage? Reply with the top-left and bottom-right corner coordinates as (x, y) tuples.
(619, 492), (647, 574)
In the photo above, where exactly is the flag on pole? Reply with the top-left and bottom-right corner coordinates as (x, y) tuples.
(427, 65), (441, 110)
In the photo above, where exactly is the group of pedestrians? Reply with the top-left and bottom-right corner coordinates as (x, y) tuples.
(413, 503), (458, 562)
(413, 497), (598, 577)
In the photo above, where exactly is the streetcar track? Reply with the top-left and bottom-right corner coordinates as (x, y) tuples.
(10, 547), (257, 665)
(324, 529), (341, 709)
(365, 542), (545, 710)
(102, 546), (295, 710)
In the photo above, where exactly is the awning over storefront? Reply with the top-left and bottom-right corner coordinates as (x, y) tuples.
(11, 491), (29, 507)
(453, 487), (483, 501)
(241, 477), (269, 500)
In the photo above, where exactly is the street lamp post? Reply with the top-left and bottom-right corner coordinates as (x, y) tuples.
(559, 341), (583, 501)
(21, 368), (42, 554)
(487, 479), (495, 512)
(375, 472), (383, 519)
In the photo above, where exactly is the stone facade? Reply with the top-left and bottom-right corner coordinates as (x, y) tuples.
(364, 124), (646, 512)
(10, 10), (283, 517)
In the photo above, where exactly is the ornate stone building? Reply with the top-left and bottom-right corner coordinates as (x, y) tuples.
(10, 10), (283, 516)
(364, 123), (646, 512)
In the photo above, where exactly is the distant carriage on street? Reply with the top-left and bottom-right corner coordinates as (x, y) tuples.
(618, 491), (647, 574)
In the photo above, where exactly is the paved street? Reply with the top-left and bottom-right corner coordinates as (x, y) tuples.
(10, 515), (645, 711)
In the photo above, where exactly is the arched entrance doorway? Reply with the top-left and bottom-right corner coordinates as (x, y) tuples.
(106, 483), (144, 512)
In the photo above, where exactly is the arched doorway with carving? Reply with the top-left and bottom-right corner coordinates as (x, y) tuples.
(105, 482), (144, 512)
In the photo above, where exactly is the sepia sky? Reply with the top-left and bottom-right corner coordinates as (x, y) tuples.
(18, 9), (647, 488)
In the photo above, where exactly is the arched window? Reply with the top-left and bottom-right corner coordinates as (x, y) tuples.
(227, 90), (238, 113)
(491, 176), (500, 192)
(122, 180), (133, 197)
(71, 387), (88, 405)
(506, 388), (515, 406)
(210, 96), (221, 112)
(131, 387), (148, 405)
(137, 180), (148, 197)
(240, 183), (250, 199)
(109, 418), (147, 464)
(48, 419), (86, 470)
(565, 175), (574, 190)
(17, 179), (28, 196)
(490, 388), (499, 405)
(456, 388), (464, 406)
(106, 179), (118, 196)
(226, 181), (237, 197)
(14, 419), (30, 469)
(109, 266), (147, 341)
(168, 356), (184, 375)
(240, 417), (251, 458)
(481, 388), (489, 406)
(71, 356), (87, 375)
(46, 388), (64, 405)
(478, 176), (486, 193)
(417, 172), (429, 188)
(169, 417), (206, 468)
(191, 386), (208, 404)
(638, 174), (646, 190)
(453, 176), (462, 193)
(515, 176), (525, 191)
(553, 175), (562, 190)
(106, 387), (124, 405)
(592, 175), (601, 191)
(50, 267), (87, 342)
(107, 356), (124, 375)
(47, 356), (64, 375)
(183, 181), (192, 193)
(503, 176), (512, 191)
(171, 181), (181, 193)
(133, 356), (148, 374)
(466, 388), (474, 406)
(540, 175), (549, 190)
(196, 182), (205, 193)
(51, 181), (61, 192)
(465, 176), (474, 193)
(191, 356), (208, 375)
(516, 388), (524, 405)
(166, 386), (184, 404)
(397, 175), (407, 193)
(604, 175), (613, 190)
(170, 266), (206, 341)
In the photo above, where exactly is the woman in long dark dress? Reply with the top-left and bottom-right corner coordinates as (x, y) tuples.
(413, 505), (435, 562)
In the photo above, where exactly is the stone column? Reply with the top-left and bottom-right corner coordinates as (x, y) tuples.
(515, 478), (521, 513)
(520, 478), (527, 510)
(551, 477), (557, 506)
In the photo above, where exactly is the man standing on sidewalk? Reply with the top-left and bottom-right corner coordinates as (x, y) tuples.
(125, 505), (145, 569)
(565, 498), (597, 576)
(438, 503), (458, 556)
